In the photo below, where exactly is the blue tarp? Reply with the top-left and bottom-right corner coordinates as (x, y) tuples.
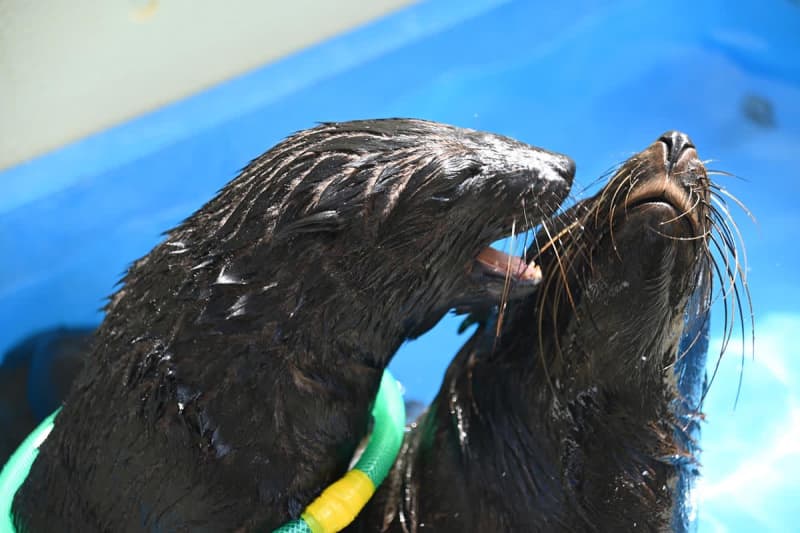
(1, 1), (798, 529)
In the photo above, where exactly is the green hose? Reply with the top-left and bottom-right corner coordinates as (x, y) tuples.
(0, 371), (406, 533)
(274, 370), (405, 533)
(0, 409), (60, 533)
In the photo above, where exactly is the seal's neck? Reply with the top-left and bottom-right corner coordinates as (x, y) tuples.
(379, 320), (682, 532)
(455, 325), (680, 531)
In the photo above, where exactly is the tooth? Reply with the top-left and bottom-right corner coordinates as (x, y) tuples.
(520, 262), (542, 283)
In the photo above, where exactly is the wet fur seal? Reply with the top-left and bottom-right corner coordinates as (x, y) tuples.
(355, 131), (749, 532)
(11, 119), (574, 531)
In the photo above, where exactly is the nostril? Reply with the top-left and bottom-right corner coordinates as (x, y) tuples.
(658, 131), (695, 165)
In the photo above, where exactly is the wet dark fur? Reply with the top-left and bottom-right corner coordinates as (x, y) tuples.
(12, 119), (574, 531)
(356, 132), (744, 532)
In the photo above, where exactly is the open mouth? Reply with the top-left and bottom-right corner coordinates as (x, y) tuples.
(445, 243), (542, 311)
(473, 246), (541, 285)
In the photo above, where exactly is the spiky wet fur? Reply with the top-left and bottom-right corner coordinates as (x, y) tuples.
(356, 132), (751, 532)
(13, 119), (574, 532)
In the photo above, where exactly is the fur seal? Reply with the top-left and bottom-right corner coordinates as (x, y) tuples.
(356, 131), (749, 532)
(11, 119), (574, 531)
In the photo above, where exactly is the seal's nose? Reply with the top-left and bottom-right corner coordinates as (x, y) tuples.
(658, 131), (695, 166)
(550, 153), (576, 185)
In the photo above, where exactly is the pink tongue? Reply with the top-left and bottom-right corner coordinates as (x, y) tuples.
(475, 247), (541, 283)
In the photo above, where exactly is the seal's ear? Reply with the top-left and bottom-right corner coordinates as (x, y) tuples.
(273, 210), (343, 241)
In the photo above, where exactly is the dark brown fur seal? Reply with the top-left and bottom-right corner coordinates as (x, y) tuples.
(356, 131), (748, 532)
(12, 119), (574, 531)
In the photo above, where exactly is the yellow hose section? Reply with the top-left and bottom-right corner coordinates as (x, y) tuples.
(300, 469), (375, 533)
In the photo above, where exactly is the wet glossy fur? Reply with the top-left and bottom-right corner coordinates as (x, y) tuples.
(357, 132), (725, 532)
(12, 119), (573, 531)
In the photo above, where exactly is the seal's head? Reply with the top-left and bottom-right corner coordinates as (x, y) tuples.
(535, 131), (715, 394)
(508, 131), (750, 530)
(156, 119), (575, 349)
(362, 131), (751, 533)
(13, 119), (575, 532)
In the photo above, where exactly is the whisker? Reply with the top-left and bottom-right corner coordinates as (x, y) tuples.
(535, 220), (581, 257)
(707, 232), (738, 347)
(541, 220), (579, 317)
(647, 228), (711, 242)
(536, 219), (563, 400)
(658, 191), (702, 227)
(495, 220), (519, 342)
(710, 193), (753, 278)
(701, 237), (733, 394)
(706, 168), (750, 183)
(526, 154), (754, 413)
(709, 182), (756, 222)
(696, 172), (755, 405)
(573, 163), (621, 197)
(606, 168), (635, 257)
(667, 278), (712, 370)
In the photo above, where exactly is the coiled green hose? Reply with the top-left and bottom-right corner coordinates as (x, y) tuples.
(0, 370), (405, 533)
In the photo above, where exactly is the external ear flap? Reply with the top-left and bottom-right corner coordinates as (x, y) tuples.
(273, 210), (343, 241)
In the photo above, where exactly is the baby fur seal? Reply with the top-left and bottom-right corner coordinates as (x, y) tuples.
(356, 131), (748, 532)
(12, 119), (574, 531)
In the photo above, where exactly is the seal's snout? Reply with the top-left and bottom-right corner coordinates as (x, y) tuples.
(620, 130), (707, 228)
(658, 131), (695, 169)
(552, 153), (577, 183)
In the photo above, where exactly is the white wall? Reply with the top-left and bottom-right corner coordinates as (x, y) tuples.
(0, 0), (416, 170)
